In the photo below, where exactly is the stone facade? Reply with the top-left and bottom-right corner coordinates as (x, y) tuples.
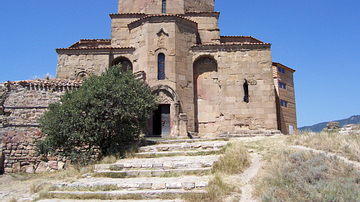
(0, 1), (298, 173)
(55, 0), (294, 138)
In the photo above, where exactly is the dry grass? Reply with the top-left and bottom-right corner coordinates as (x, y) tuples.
(253, 149), (360, 201)
(185, 141), (250, 202)
(8, 198), (17, 202)
(184, 175), (237, 202)
(212, 142), (251, 174)
(287, 130), (360, 162)
(99, 155), (117, 164)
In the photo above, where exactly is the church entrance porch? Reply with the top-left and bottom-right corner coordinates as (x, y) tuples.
(153, 104), (170, 136)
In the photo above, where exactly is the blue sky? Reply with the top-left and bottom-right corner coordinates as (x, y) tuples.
(1, 0), (359, 127)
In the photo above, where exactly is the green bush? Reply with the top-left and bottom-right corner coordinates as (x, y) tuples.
(37, 65), (158, 164)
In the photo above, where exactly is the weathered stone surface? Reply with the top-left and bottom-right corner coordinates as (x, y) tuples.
(35, 161), (48, 173)
(48, 161), (58, 170)
(12, 162), (20, 173)
(24, 165), (34, 174)
(139, 183), (153, 189)
(182, 182), (195, 190)
(57, 161), (65, 171)
(166, 182), (182, 189)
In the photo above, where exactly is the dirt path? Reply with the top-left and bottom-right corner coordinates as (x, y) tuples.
(239, 153), (263, 202)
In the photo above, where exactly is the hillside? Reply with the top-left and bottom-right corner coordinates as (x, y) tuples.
(2, 132), (360, 201)
(298, 115), (360, 132)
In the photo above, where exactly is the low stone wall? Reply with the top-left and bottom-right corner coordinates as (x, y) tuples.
(0, 79), (82, 173)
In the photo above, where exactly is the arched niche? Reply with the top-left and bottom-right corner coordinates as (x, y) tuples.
(193, 56), (220, 133)
(111, 57), (133, 72)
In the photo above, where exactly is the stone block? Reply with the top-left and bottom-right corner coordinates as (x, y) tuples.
(166, 182), (182, 189)
(152, 163), (163, 169)
(35, 161), (48, 173)
(163, 162), (174, 169)
(24, 165), (34, 174)
(58, 161), (65, 171)
(48, 161), (58, 170)
(139, 183), (152, 189)
(12, 162), (20, 173)
(5, 167), (13, 173)
(182, 182), (195, 190)
(152, 183), (166, 190)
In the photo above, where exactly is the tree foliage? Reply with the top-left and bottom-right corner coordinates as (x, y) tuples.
(38, 65), (158, 163)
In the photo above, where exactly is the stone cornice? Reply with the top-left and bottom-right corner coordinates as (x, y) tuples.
(183, 12), (220, 19)
(192, 43), (271, 52)
(56, 47), (135, 55)
(109, 13), (146, 18)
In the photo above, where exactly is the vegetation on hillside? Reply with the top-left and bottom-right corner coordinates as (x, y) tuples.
(288, 130), (360, 162)
(37, 65), (158, 164)
(253, 129), (360, 201)
(254, 150), (360, 201)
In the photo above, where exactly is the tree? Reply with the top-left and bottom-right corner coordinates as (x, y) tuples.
(37, 65), (158, 163)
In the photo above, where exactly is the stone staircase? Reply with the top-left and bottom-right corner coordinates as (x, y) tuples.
(37, 138), (231, 202)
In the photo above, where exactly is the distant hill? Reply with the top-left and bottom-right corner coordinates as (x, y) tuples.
(298, 115), (360, 133)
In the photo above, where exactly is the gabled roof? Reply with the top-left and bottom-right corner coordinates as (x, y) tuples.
(220, 36), (265, 44)
(68, 39), (111, 48)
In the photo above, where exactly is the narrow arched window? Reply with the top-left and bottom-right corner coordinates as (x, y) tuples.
(162, 0), (166, 13)
(243, 79), (249, 103)
(158, 53), (165, 80)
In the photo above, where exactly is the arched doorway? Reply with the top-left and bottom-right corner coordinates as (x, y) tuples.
(149, 85), (180, 137)
(111, 57), (133, 72)
(193, 56), (219, 133)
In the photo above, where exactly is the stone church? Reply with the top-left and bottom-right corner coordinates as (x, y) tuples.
(55, 0), (297, 137)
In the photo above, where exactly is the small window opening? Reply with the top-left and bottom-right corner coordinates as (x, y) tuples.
(158, 53), (165, 80)
(279, 81), (286, 89)
(243, 79), (249, 103)
(278, 66), (285, 74)
(162, 0), (166, 13)
(280, 100), (288, 107)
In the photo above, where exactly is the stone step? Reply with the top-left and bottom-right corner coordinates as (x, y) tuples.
(145, 137), (229, 144)
(134, 148), (222, 157)
(94, 167), (212, 178)
(45, 189), (205, 200)
(139, 141), (228, 153)
(54, 176), (209, 190)
(38, 200), (183, 202)
(95, 155), (219, 172)
(218, 130), (281, 138)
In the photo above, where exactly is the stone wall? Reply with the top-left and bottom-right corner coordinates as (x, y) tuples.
(192, 44), (278, 136)
(0, 79), (81, 173)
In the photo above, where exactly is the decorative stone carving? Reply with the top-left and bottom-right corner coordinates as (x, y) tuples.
(158, 91), (173, 104)
(157, 28), (169, 49)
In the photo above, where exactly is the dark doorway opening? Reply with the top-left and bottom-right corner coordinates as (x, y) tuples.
(153, 104), (170, 136)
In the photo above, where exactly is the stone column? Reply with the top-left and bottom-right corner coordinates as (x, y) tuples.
(179, 113), (188, 137)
